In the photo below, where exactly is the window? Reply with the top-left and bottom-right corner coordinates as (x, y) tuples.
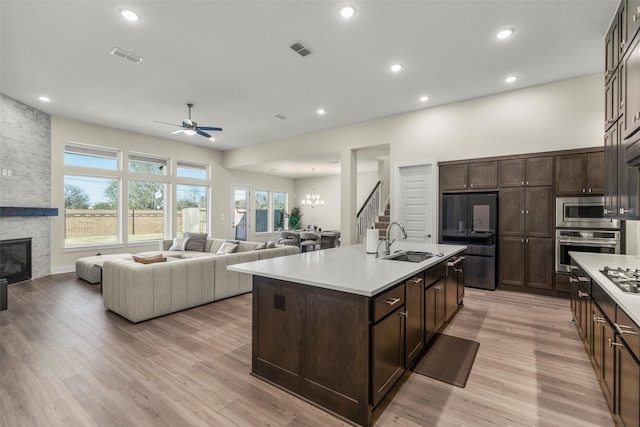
(128, 180), (167, 242)
(273, 191), (287, 230)
(64, 144), (118, 170)
(177, 161), (208, 180)
(64, 175), (119, 246)
(255, 190), (269, 233)
(128, 154), (167, 175)
(177, 184), (208, 234)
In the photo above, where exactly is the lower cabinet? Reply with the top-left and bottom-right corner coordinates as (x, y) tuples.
(425, 277), (446, 340)
(616, 340), (640, 427)
(592, 303), (615, 411)
(500, 237), (553, 289)
(405, 274), (425, 367)
(372, 302), (405, 407)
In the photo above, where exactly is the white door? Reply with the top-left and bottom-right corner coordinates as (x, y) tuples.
(394, 163), (436, 242)
(231, 185), (250, 241)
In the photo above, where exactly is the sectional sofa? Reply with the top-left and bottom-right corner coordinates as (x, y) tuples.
(78, 238), (298, 323)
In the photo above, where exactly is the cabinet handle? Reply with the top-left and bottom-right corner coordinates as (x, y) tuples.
(398, 311), (408, 317)
(526, 181), (529, 185)
(633, 113), (640, 123)
(570, 277), (578, 283)
(620, 208), (632, 214)
(521, 181), (525, 185)
(582, 188), (586, 193)
(578, 290), (589, 298)
(621, 100), (625, 108)
(455, 268), (463, 273)
(609, 339), (624, 348)
(604, 208), (609, 215)
(526, 210), (529, 214)
(615, 323), (639, 336)
(521, 238), (525, 243)
(570, 265), (579, 271)
(470, 184), (474, 188)
(588, 188), (592, 193)
(578, 276), (590, 283)
(464, 184), (467, 188)
(525, 238), (529, 243)
(521, 210), (524, 215)
(593, 314), (606, 324)
(434, 284), (442, 291)
(385, 297), (401, 306)
(410, 278), (423, 284)
(634, 14), (640, 22)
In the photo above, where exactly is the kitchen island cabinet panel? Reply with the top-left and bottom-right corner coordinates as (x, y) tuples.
(405, 274), (425, 366)
(616, 340), (640, 427)
(372, 305), (405, 407)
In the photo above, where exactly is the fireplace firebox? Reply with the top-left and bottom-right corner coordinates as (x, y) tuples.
(0, 238), (32, 283)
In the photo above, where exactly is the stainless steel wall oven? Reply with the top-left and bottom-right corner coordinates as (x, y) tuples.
(555, 229), (621, 272)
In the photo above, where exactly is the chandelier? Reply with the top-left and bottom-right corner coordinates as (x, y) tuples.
(301, 187), (324, 208)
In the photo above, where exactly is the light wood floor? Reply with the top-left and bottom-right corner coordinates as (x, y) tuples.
(1, 274), (614, 427)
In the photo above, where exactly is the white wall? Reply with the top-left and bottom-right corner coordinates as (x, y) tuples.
(51, 116), (295, 272)
(294, 175), (340, 230)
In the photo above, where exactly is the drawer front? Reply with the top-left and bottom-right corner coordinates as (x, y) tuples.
(616, 307), (640, 361)
(373, 283), (405, 323)
(592, 281), (616, 323)
(425, 261), (447, 286)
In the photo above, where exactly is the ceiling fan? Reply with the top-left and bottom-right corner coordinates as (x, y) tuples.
(155, 103), (222, 139)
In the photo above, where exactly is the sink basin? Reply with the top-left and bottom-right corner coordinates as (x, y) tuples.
(383, 251), (433, 263)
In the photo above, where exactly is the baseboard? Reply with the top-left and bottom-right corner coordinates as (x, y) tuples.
(52, 265), (75, 275)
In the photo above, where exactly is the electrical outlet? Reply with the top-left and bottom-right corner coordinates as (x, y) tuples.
(7, 170), (12, 176)
(1, 169), (6, 176)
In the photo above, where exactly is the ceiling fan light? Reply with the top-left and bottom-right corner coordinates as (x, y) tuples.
(120, 9), (140, 22)
(183, 129), (196, 136)
(209, 137), (216, 141)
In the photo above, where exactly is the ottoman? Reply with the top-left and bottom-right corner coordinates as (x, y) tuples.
(76, 253), (133, 284)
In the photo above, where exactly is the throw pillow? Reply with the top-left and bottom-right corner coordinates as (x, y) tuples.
(216, 241), (238, 255)
(132, 255), (167, 264)
(168, 236), (189, 251)
(265, 239), (275, 249)
(254, 242), (267, 251)
(184, 233), (208, 252)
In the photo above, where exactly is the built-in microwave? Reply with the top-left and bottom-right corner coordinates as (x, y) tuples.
(556, 196), (620, 229)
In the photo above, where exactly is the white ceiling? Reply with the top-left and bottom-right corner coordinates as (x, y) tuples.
(1, 0), (617, 176)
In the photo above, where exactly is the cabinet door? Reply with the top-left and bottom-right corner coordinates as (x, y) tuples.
(604, 124), (619, 217)
(606, 70), (620, 131)
(586, 151), (605, 195)
(525, 156), (554, 186)
(627, 0), (640, 54)
(500, 237), (524, 286)
(622, 35), (640, 141)
(592, 305), (615, 412)
(456, 262), (465, 305)
(425, 285), (437, 341)
(498, 159), (525, 187)
(525, 187), (552, 237)
(499, 188), (525, 236)
(525, 238), (553, 289)
(371, 306), (405, 407)
(617, 340), (640, 427)
(405, 276), (424, 366)
(434, 279), (446, 329)
(468, 161), (497, 190)
(556, 154), (586, 195)
(605, 9), (620, 82)
(445, 275), (457, 322)
(619, 121), (640, 218)
(603, 324), (616, 412)
(440, 164), (468, 191)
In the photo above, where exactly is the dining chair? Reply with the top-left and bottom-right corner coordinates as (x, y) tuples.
(278, 231), (300, 248)
(299, 232), (321, 252)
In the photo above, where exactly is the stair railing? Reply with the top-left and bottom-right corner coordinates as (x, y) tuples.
(356, 180), (381, 243)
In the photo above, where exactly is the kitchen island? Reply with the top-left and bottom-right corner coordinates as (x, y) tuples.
(229, 242), (466, 426)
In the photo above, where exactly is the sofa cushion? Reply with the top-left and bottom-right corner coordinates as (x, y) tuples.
(254, 242), (266, 250)
(168, 236), (189, 251)
(216, 241), (238, 255)
(237, 241), (259, 252)
(184, 233), (208, 252)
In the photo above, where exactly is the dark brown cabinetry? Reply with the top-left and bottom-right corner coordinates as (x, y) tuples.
(498, 156), (553, 188)
(499, 187), (552, 237)
(440, 161), (497, 191)
(622, 34), (640, 141)
(500, 237), (552, 289)
(606, 69), (621, 129)
(606, 4), (621, 82)
(592, 303), (615, 411)
(616, 340), (640, 427)
(555, 152), (605, 195)
(404, 274), (424, 366)
(372, 299), (405, 407)
(605, 123), (620, 217)
(425, 277), (446, 340)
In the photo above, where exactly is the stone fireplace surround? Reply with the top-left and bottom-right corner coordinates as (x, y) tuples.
(0, 94), (53, 280)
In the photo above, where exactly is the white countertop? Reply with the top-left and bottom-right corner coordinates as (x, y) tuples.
(570, 252), (640, 325)
(228, 241), (466, 297)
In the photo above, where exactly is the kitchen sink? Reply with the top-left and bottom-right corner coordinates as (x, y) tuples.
(383, 251), (434, 263)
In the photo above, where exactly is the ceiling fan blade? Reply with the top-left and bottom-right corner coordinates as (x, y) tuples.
(196, 129), (212, 138)
(154, 120), (182, 127)
(171, 129), (185, 134)
(198, 126), (223, 131)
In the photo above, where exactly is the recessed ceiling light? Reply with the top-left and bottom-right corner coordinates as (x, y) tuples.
(390, 63), (403, 73)
(38, 95), (51, 102)
(120, 9), (140, 22)
(339, 6), (356, 19)
(317, 108), (326, 115)
(496, 28), (514, 40)
(419, 96), (429, 102)
(505, 75), (518, 83)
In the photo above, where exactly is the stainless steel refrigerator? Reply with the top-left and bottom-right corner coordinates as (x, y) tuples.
(440, 193), (498, 290)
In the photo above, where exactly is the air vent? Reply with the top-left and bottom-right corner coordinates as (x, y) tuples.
(110, 47), (144, 64)
(290, 42), (311, 57)
(275, 114), (288, 120)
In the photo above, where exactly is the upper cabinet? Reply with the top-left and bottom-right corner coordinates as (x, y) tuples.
(555, 152), (604, 196)
(440, 161), (497, 191)
(605, 3), (621, 82)
(498, 156), (553, 188)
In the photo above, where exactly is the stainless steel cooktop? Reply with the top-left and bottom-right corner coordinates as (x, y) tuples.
(601, 267), (640, 294)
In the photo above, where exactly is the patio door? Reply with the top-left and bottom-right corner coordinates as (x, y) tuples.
(231, 185), (250, 241)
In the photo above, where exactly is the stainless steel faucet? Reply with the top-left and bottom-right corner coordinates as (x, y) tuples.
(375, 221), (407, 257)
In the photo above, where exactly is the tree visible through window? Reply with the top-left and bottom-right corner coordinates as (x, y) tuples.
(177, 184), (207, 234)
(255, 190), (269, 233)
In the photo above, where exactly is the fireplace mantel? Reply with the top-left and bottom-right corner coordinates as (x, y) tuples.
(0, 207), (58, 217)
